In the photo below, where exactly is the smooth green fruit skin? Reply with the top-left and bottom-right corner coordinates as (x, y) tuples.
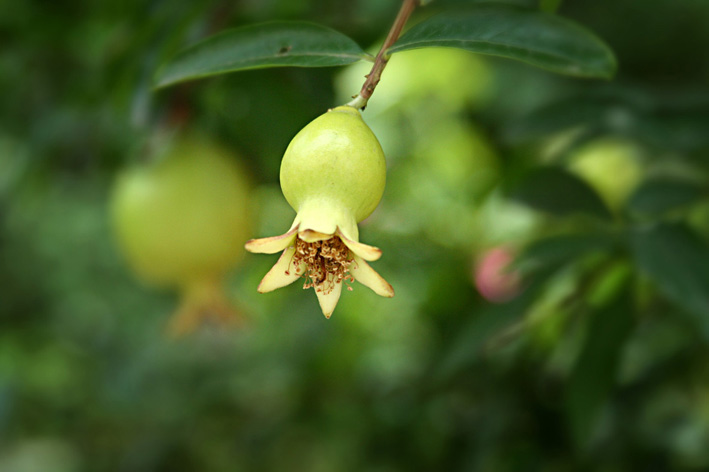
(279, 106), (386, 224)
(111, 136), (251, 287)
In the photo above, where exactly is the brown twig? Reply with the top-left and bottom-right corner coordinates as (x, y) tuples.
(347, 0), (419, 110)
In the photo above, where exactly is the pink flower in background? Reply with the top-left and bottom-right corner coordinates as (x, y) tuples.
(474, 247), (521, 303)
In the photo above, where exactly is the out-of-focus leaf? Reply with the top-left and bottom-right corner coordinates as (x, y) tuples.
(514, 232), (617, 275)
(539, 0), (563, 13)
(505, 97), (635, 143)
(640, 110), (709, 154)
(631, 223), (709, 338)
(155, 21), (366, 88)
(566, 288), (633, 449)
(510, 166), (612, 219)
(436, 271), (552, 381)
(437, 294), (532, 381)
(388, 4), (617, 78)
(507, 94), (709, 156)
(445, 0), (538, 6)
(585, 260), (632, 307)
(628, 179), (705, 215)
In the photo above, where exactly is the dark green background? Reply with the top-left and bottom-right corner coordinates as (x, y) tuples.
(2, 0), (709, 470)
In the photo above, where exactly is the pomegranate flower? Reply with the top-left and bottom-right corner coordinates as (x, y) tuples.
(246, 106), (394, 318)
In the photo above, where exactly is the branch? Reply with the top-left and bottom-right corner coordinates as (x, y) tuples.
(347, 0), (419, 110)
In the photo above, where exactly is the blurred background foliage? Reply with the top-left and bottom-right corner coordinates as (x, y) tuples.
(2, 0), (709, 470)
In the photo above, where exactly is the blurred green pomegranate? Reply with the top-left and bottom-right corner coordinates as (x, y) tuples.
(336, 48), (491, 115)
(568, 137), (644, 212)
(111, 133), (252, 335)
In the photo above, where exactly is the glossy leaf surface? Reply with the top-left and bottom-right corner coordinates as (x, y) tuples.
(156, 22), (366, 88)
(388, 4), (617, 78)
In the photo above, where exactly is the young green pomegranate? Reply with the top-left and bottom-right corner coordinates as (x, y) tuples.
(111, 134), (252, 335)
(246, 106), (394, 318)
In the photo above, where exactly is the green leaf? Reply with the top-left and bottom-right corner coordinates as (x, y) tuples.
(566, 289), (633, 449)
(628, 178), (705, 215)
(539, 0), (563, 13)
(155, 21), (366, 88)
(504, 95), (630, 143)
(436, 275), (547, 382)
(631, 223), (709, 338)
(388, 4), (617, 78)
(515, 233), (617, 275)
(506, 92), (709, 155)
(510, 166), (612, 219)
(640, 110), (709, 154)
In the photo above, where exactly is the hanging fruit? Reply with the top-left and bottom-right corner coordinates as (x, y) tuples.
(111, 133), (252, 335)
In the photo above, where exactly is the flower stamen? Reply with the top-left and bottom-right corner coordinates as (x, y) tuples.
(291, 236), (353, 295)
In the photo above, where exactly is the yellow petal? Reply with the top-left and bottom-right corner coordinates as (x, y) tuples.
(298, 229), (334, 243)
(245, 225), (298, 254)
(315, 281), (343, 319)
(338, 229), (382, 261)
(257, 247), (304, 293)
(350, 256), (394, 297)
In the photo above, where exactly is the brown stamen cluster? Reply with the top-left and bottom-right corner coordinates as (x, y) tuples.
(290, 236), (354, 294)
